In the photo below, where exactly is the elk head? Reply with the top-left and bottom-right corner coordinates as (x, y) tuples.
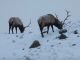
(55, 13), (63, 29)
(55, 10), (71, 29)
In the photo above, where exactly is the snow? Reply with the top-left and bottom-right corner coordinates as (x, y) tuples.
(0, 20), (80, 60)
(0, 0), (80, 60)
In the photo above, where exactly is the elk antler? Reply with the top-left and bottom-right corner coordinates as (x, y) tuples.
(25, 19), (31, 28)
(55, 13), (58, 19)
(63, 10), (71, 25)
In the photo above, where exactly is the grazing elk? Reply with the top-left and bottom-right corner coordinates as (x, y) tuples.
(9, 17), (31, 34)
(38, 10), (70, 37)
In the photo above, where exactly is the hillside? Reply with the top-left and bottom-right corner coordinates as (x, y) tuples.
(0, 0), (80, 60)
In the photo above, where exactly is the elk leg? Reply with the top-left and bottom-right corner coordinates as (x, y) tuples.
(41, 31), (44, 37)
(51, 25), (54, 32)
(47, 26), (49, 34)
(39, 27), (44, 37)
(12, 26), (14, 34)
(41, 28), (44, 37)
(9, 25), (11, 34)
(39, 24), (44, 37)
(15, 27), (17, 34)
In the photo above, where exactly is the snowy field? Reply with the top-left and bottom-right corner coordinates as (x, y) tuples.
(0, 0), (80, 60)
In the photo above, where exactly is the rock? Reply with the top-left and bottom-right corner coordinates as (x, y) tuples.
(58, 33), (67, 39)
(16, 35), (18, 37)
(73, 30), (78, 34)
(12, 40), (16, 43)
(19, 34), (24, 39)
(72, 44), (76, 46)
(58, 42), (61, 44)
(59, 29), (67, 34)
(51, 45), (54, 47)
(77, 35), (80, 37)
(30, 40), (40, 48)
(22, 48), (25, 50)
(24, 56), (31, 60)
(47, 40), (49, 42)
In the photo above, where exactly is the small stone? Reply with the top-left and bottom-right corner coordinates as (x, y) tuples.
(47, 40), (49, 42)
(58, 42), (61, 44)
(16, 35), (18, 37)
(72, 44), (76, 46)
(59, 29), (67, 34)
(77, 35), (80, 37)
(12, 40), (16, 43)
(22, 48), (25, 50)
(73, 30), (78, 34)
(51, 45), (54, 47)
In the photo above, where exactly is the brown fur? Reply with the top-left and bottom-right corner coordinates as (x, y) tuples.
(9, 17), (25, 34)
(38, 14), (63, 37)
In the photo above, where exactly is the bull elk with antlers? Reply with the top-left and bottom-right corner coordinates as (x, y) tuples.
(38, 10), (70, 37)
(9, 17), (31, 34)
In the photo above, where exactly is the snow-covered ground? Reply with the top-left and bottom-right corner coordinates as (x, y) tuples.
(0, 0), (80, 60)
(0, 18), (80, 60)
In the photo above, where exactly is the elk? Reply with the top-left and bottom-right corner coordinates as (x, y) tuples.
(38, 10), (70, 37)
(9, 17), (31, 34)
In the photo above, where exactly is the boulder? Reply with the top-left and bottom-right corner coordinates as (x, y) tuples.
(30, 40), (40, 48)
